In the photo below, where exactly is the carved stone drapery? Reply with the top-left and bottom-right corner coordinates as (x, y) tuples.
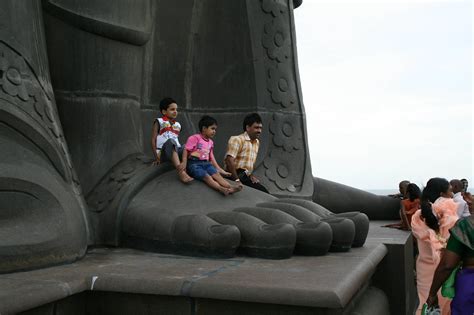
(256, 0), (309, 194)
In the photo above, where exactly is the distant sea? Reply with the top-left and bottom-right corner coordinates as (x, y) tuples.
(366, 189), (474, 195)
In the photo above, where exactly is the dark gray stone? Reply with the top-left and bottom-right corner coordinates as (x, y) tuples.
(370, 223), (417, 315)
(20, 293), (87, 315)
(86, 292), (191, 315)
(1, 221), (414, 314)
(0, 0), (415, 313)
(234, 207), (333, 256)
(313, 177), (401, 220)
(257, 201), (356, 251)
(347, 286), (390, 315)
(1, 0), (400, 269)
(0, 0), (88, 273)
(275, 198), (370, 247)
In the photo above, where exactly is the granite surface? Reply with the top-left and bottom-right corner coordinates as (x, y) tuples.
(0, 221), (411, 314)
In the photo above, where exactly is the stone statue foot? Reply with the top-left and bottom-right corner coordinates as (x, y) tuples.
(120, 170), (341, 259)
(118, 171), (363, 258)
(123, 211), (241, 258)
(275, 199), (370, 248)
(121, 170), (283, 258)
(257, 202), (356, 252)
(208, 212), (296, 259)
(233, 207), (332, 256)
(172, 214), (241, 257)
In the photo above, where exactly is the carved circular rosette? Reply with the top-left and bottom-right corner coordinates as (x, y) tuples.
(259, 0), (306, 193)
(262, 0), (288, 18)
(269, 113), (302, 153)
(262, 15), (291, 63)
(0, 51), (30, 101)
(1, 44), (55, 130)
(263, 148), (302, 192)
(266, 66), (296, 108)
(86, 155), (151, 212)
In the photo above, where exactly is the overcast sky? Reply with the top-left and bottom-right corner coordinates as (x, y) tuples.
(294, 0), (472, 190)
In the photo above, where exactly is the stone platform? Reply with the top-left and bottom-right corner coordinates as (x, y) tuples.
(0, 222), (416, 315)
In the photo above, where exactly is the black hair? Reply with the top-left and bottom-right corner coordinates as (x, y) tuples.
(420, 178), (450, 231)
(406, 183), (421, 202)
(159, 97), (177, 113)
(243, 113), (262, 132)
(460, 178), (469, 192)
(198, 115), (217, 132)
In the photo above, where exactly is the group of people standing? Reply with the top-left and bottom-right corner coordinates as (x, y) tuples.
(150, 97), (269, 196)
(390, 179), (473, 314)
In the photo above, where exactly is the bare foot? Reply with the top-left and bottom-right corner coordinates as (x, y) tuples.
(228, 185), (242, 194)
(178, 170), (194, 184)
(219, 187), (231, 196)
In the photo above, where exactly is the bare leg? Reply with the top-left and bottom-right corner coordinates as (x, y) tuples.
(211, 173), (231, 188)
(212, 173), (242, 194)
(203, 175), (230, 195)
(171, 151), (193, 183)
(170, 150), (180, 167)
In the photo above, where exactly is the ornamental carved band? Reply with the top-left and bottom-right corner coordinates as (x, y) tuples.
(259, 0), (307, 193)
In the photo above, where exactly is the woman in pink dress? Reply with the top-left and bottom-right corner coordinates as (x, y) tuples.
(411, 177), (459, 314)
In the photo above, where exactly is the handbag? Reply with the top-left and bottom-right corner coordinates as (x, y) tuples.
(421, 303), (441, 315)
(441, 264), (460, 299)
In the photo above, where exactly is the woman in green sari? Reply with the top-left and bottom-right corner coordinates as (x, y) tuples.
(426, 215), (474, 314)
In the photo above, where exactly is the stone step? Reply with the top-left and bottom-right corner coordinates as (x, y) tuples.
(0, 221), (415, 314)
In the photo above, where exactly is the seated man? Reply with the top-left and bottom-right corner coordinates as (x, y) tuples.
(225, 113), (268, 193)
(461, 178), (473, 214)
(388, 180), (410, 199)
(451, 179), (470, 218)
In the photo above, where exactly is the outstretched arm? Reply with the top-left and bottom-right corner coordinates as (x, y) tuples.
(426, 248), (461, 307)
(211, 152), (231, 176)
(225, 137), (243, 180)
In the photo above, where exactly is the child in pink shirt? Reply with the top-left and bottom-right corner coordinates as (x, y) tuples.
(181, 116), (242, 195)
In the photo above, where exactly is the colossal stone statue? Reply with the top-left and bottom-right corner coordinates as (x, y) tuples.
(0, 0), (399, 273)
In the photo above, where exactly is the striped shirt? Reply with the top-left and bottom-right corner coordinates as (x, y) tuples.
(225, 132), (259, 174)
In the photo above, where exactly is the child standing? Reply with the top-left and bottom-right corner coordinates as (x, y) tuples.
(181, 116), (242, 195)
(151, 97), (193, 183)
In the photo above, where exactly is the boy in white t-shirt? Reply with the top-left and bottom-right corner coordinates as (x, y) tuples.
(151, 97), (193, 183)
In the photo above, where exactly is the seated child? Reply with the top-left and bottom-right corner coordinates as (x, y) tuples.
(384, 183), (421, 230)
(401, 183), (421, 228)
(151, 97), (193, 183)
(181, 115), (242, 195)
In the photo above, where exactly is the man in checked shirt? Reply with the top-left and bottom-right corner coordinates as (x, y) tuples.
(224, 113), (269, 193)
